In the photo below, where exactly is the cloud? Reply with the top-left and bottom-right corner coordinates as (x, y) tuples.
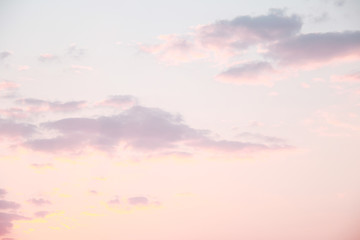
(0, 51), (12, 61)
(268, 31), (360, 68)
(38, 54), (58, 62)
(0, 213), (28, 236)
(0, 189), (6, 198)
(34, 211), (50, 218)
(331, 71), (360, 83)
(195, 9), (302, 53)
(236, 132), (285, 144)
(28, 198), (51, 206)
(140, 34), (206, 65)
(16, 98), (86, 112)
(25, 105), (291, 155)
(0, 201), (20, 210)
(216, 61), (278, 85)
(141, 9), (302, 64)
(98, 95), (138, 109)
(30, 163), (53, 169)
(70, 65), (93, 73)
(66, 43), (86, 58)
(17, 65), (30, 71)
(128, 196), (148, 205)
(0, 118), (35, 139)
(0, 82), (19, 92)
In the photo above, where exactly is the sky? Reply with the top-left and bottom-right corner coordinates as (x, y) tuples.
(0, 0), (360, 239)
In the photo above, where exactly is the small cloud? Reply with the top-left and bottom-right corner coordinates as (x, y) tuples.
(249, 121), (264, 127)
(334, 0), (346, 7)
(0, 82), (20, 91)
(128, 196), (149, 205)
(38, 54), (58, 62)
(69, 65), (93, 73)
(98, 95), (138, 109)
(0, 51), (12, 61)
(66, 43), (86, 58)
(34, 211), (50, 218)
(115, 41), (123, 45)
(301, 82), (310, 88)
(312, 12), (329, 23)
(0, 189), (6, 198)
(331, 71), (360, 83)
(28, 198), (51, 206)
(30, 163), (53, 169)
(108, 197), (120, 205)
(268, 91), (278, 96)
(17, 65), (30, 71)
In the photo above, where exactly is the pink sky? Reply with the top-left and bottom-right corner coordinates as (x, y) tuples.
(1, 0), (360, 239)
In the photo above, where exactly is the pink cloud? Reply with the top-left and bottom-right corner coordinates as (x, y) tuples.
(140, 34), (206, 65)
(331, 71), (360, 83)
(70, 65), (93, 73)
(0, 108), (28, 119)
(17, 65), (30, 71)
(0, 82), (19, 91)
(38, 54), (58, 62)
(268, 31), (360, 69)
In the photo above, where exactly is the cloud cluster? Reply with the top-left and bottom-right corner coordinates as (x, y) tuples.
(24, 104), (291, 156)
(142, 9), (360, 85)
(0, 189), (28, 237)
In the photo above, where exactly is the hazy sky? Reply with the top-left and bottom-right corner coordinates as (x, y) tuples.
(1, 0), (360, 239)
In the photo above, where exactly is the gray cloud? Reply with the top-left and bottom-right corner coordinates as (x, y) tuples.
(0, 52), (11, 61)
(217, 61), (275, 84)
(0, 118), (35, 139)
(197, 9), (302, 51)
(28, 198), (51, 206)
(0, 213), (28, 236)
(268, 31), (360, 67)
(0, 201), (19, 210)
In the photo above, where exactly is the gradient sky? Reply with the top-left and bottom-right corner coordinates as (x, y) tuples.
(1, 0), (360, 239)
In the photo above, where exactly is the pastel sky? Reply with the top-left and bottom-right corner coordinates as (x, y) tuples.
(1, 0), (360, 239)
